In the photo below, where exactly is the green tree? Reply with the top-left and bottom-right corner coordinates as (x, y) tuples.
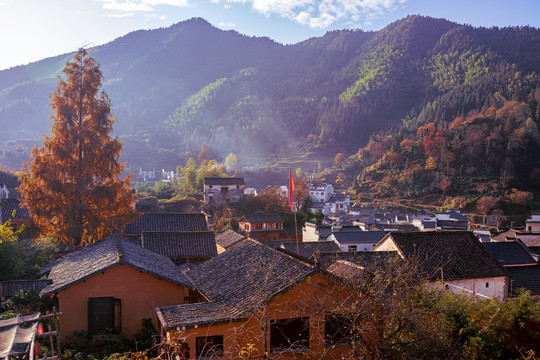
(18, 49), (137, 247)
(225, 153), (238, 172)
(182, 157), (198, 193)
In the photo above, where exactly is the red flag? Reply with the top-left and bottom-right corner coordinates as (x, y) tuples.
(289, 167), (295, 211)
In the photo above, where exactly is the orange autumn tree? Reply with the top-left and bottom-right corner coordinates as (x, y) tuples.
(19, 49), (137, 247)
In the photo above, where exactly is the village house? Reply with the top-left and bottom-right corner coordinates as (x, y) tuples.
(525, 213), (540, 233)
(326, 193), (351, 214)
(302, 222), (334, 242)
(39, 235), (195, 340)
(203, 177), (245, 204)
(308, 182), (334, 203)
(435, 210), (470, 231)
(483, 241), (540, 295)
(238, 213), (286, 241)
(155, 240), (354, 359)
(373, 232), (509, 301)
(326, 230), (387, 252)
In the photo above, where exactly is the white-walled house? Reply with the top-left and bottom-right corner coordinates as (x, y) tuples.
(308, 182), (334, 203)
(373, 231), (509, 301)
(203, 177), (245, 205)
(526, 213), (540, 233)
(326, 230), (387, 252)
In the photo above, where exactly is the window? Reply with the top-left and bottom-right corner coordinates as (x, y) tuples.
(245, 224), (250, 231)
(325, 315), (352, 346)
(348, 245), (357, 252)
(196, 335), (223, 358)
(270, 317), (309, 352)
(486, 282), (489, 288)
(88, 297), (121, 335)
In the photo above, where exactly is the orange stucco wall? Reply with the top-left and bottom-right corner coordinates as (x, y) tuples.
(58, 264), (188, 340)
(167, 273), (352, 359)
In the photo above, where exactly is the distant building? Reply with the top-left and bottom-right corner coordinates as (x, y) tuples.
(526, 213), (540, 233)
(308, 182), (334, 203)
(326, 230), (387, 252)
(373, 232), (509, 301)
(204, 177), (245, 205)
(238, 213), (286, 241)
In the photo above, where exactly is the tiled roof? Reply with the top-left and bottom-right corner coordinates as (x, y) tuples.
(507, 265), (540, 295)
(239, 213), (284, 224)
(327, 231), (387, 245)
(158, 239), (316, 328)
(141, 232), (217, 259)
(215, 230), (246, 249)
(1, 280), (51, 298)
(279, 241), (340, 259)
(316, 251), (399, 271)
(525, 236), (540, 247)
(124, 213), (208, 235)
(382, 232), (508, 281)
(204, 177), (245, 186)
(327, 260), (365, 280)
(483, 242), (538, 266)
(40, 235), (193, 296)
(446, 210), (469, 222)
(1, 199), (29, 222)
(436, 219), (469, 230)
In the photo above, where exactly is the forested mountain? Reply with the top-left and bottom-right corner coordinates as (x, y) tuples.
(1, 16), (540, 200)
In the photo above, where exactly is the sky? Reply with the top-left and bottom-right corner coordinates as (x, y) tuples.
(1, 0), (540, 71)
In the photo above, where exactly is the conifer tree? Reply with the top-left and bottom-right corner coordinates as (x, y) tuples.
(19, 49), (136, 247)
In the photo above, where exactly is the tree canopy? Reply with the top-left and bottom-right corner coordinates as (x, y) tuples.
(19, 49), (137, 247)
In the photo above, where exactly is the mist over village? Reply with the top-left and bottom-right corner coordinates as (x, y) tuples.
(1, 1), (540, 359)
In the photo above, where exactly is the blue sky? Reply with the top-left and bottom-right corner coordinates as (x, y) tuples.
(1, 0), (540, 70)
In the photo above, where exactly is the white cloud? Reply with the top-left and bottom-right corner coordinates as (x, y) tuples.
(100, 0), (153, 12)
(105, 12), (136, 17)
(143, 0), (189, 6)
(95, 0), (189, 16)
(218, 21), (236, 28)
(218, 0), (407, 28)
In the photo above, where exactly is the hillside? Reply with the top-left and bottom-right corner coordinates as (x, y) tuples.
(1, 16), (540, 200)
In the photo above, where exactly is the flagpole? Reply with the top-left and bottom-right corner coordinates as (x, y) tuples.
(289, 167), (299, 254)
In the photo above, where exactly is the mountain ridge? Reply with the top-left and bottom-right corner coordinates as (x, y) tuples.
(1, 16), (539, 204)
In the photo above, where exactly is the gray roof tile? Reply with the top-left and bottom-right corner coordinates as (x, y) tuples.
(141, 232), (218, 259)
(316, 251), (399, 271)
(215, 230), (246, 249)
(1, 280), (51, 298)
(204, 177), (245, 186)
(1, 199), (29, 222)
(125, 213), (208, 235)
(239, 213), (284, 224)
(507, 265), (540, 295)
(279, 241), (340, 259)
(483, 242), (538, 266)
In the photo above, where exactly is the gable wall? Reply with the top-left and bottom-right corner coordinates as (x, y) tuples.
(432, 276), (508, 301)
(58, 264), (188, 340)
